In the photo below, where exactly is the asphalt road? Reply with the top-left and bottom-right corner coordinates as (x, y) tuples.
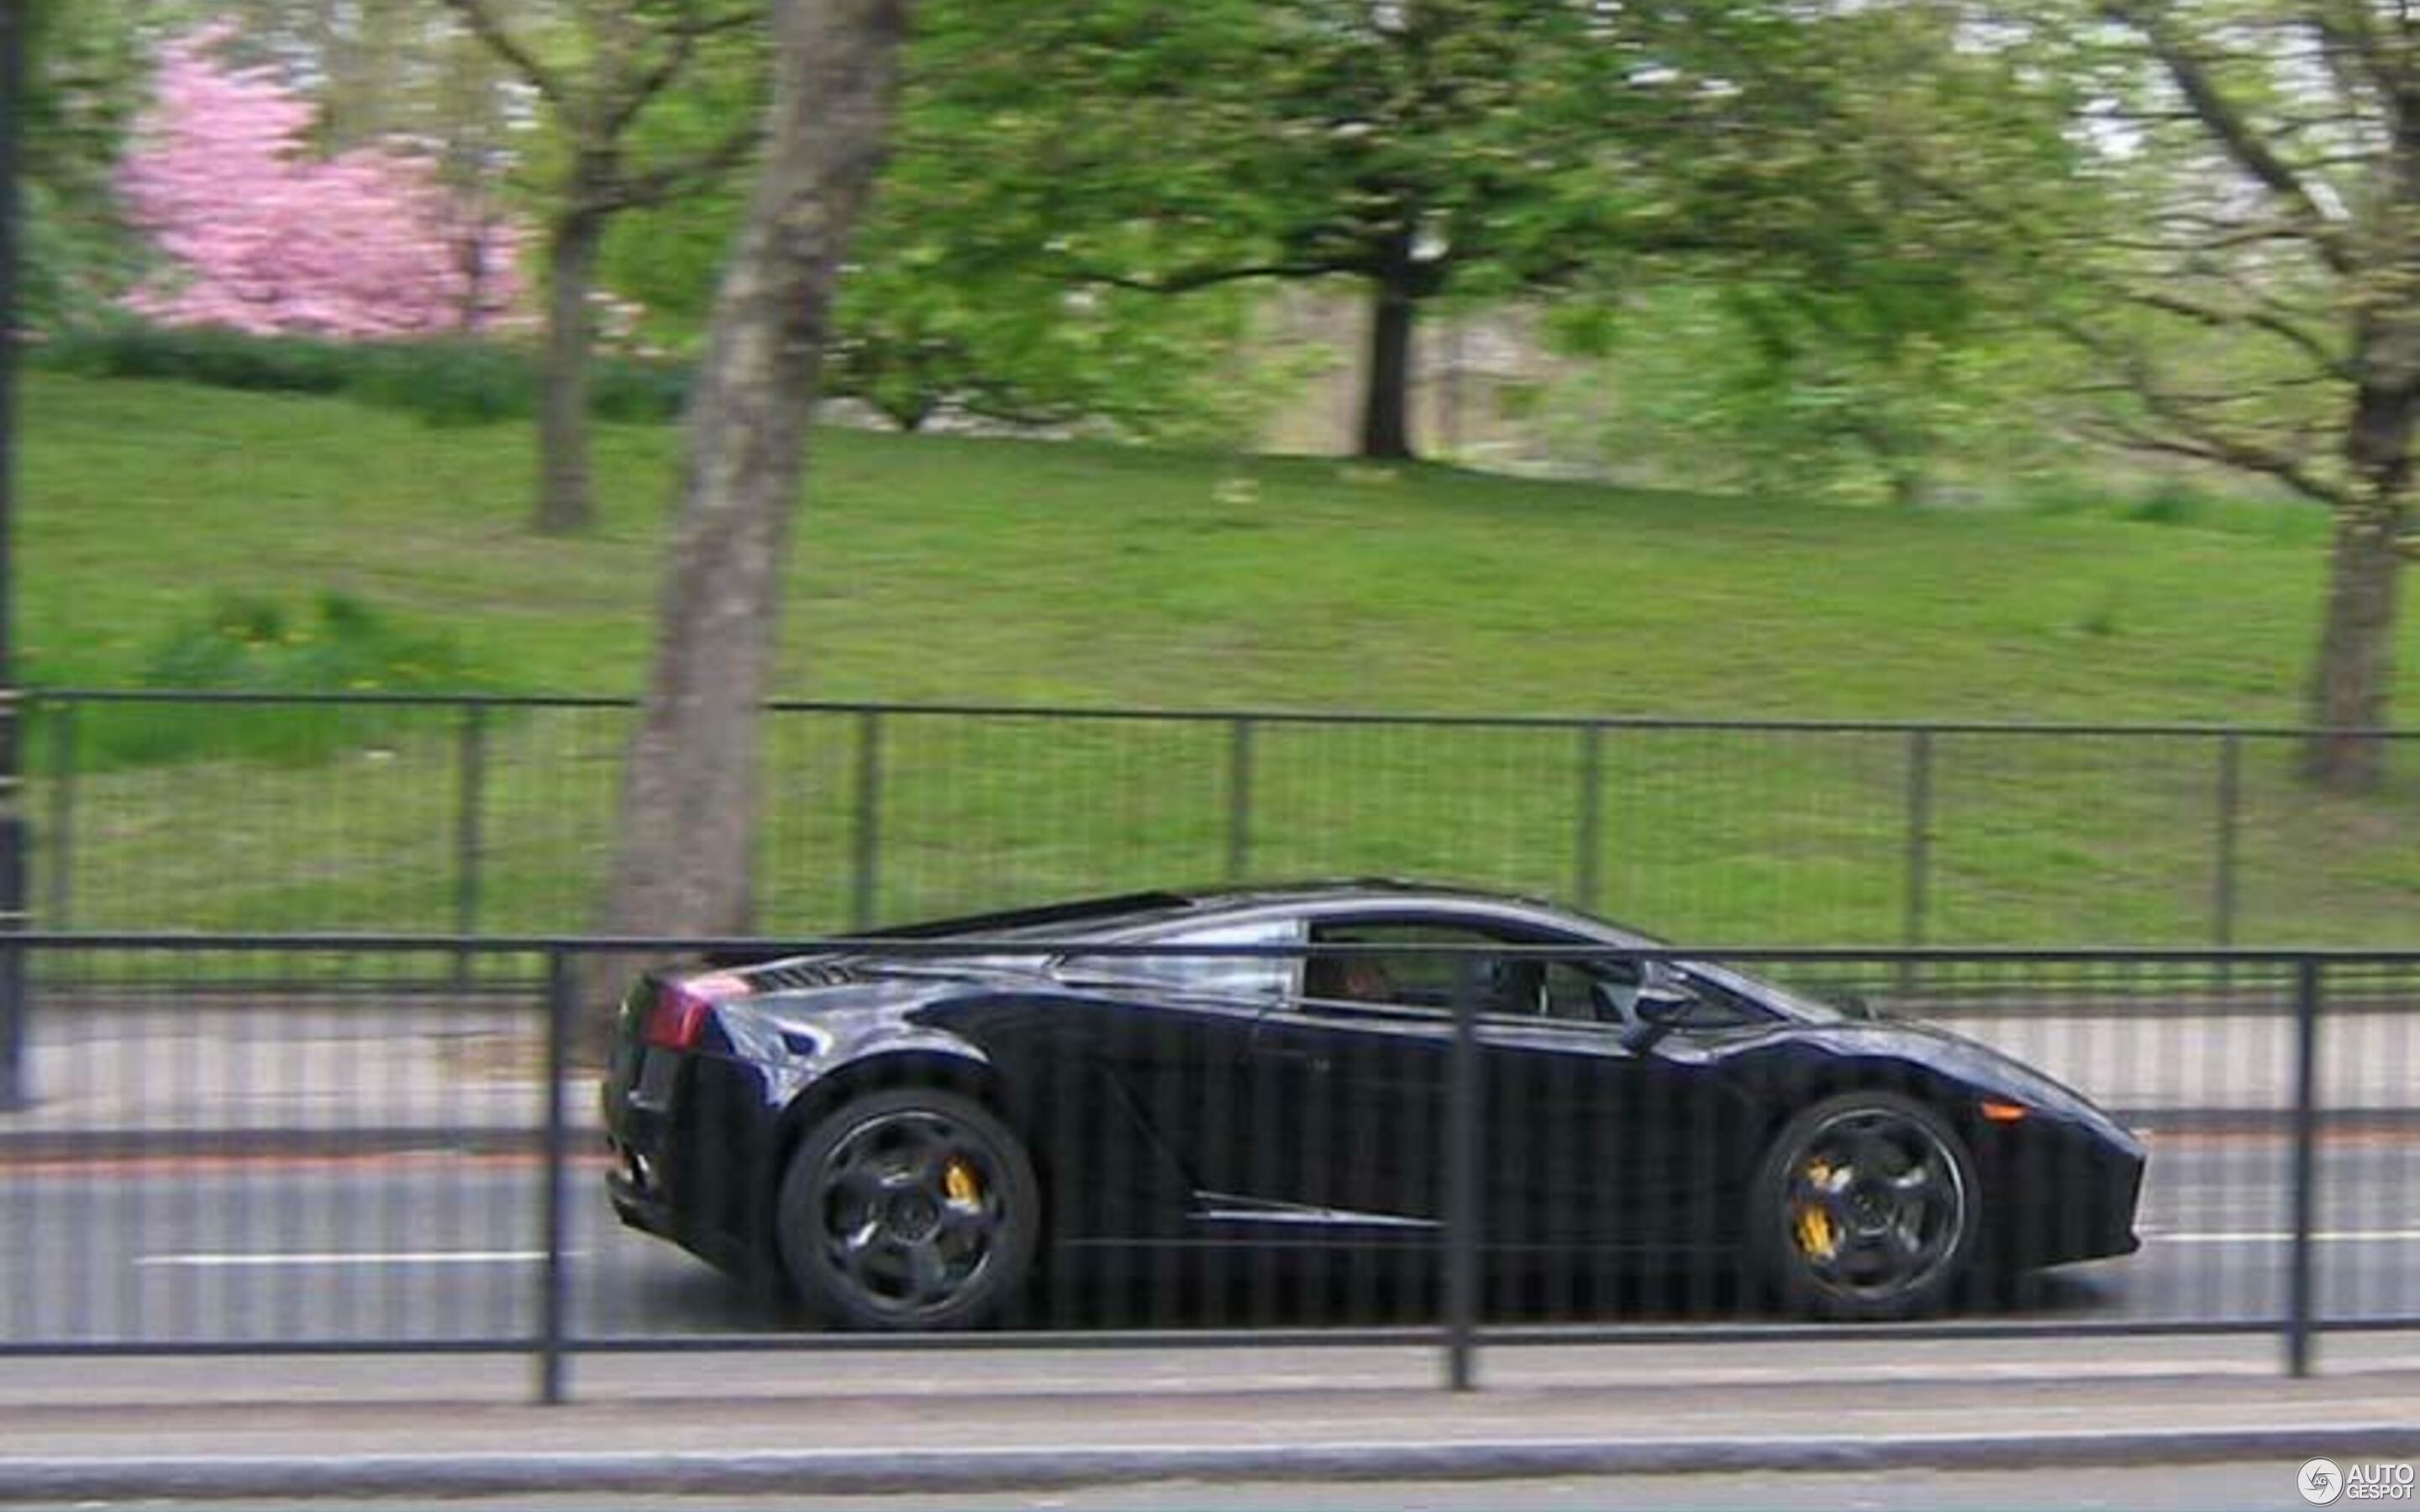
(3, 1135), (2417, 1345)
(6, 1461), (2391, 1511)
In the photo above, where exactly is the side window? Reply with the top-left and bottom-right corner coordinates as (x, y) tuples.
(1064, 918), (1300, 1001)
(1304, 920), (1591, 1020)
(1543, 957), (1641, 1024)
(1672, 968), (1774, 1030)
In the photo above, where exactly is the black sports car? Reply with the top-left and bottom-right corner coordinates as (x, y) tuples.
(603, 882), (2143, 1329)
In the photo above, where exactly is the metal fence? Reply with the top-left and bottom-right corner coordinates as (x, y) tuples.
(23, 691), (2420, 948)
(3, 933), (2415, 1402)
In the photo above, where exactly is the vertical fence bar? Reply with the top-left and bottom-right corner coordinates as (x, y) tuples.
(2212, 732), (2240, 949)
(451, 704), (487, 987)
(1573, 722), (1603, 913)
(1226, 716), (1255, 884)
(42, 696), (68, 932)
(851, 710), (883, 932)
(1443, 954), (1481, 1392)
(1901, 729), (1933, 989)
(2286, 955), (2322, 1378)
(537, 946), (572, 1405)
(0, 690), (19, 1111)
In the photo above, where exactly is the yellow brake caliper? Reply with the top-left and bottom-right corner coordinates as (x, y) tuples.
(943, 1158), (981, 1209)
(1794, 1160), (1839, 1261)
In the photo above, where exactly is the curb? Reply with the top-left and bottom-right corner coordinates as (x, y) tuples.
(9, 1108), (2420, 1160)
(7, 1425), (2420, 1500)
(0, 1127), (568, 1160)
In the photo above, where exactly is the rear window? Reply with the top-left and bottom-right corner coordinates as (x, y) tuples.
(1060, 917), (1302, 1001)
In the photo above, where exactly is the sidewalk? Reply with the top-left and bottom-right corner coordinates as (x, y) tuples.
(2, 1002), (2414, 1146)
(3, 1335), (2418, 1499)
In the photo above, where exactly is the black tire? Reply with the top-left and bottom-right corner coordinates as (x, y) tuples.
(1746, 1089), (1980, 1321)
(776, 1087), (1040, 1331)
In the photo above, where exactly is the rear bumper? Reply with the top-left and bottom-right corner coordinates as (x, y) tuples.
(601, 1049), (781, 1279)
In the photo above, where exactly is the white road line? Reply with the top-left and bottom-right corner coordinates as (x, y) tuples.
(2146, 1229), (2420, 1244)
(136, 1250), (586, 1268)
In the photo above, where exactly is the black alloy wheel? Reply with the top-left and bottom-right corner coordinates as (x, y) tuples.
(776, 1087), (1039, 1330)
(1749, 1089), (1979, 1320)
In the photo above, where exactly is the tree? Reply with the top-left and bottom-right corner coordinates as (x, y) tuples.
(603, 130), (1262, 440)
(166, 0), (534, 334)
(883, 0), (1666, 461)
(892, 0), (2089, 465)
(118, 27), (525, 338)
(439, 0), (765, 535)
(2056, 0), (2420, 790)
(592, 0), (910, 1036)
(19, 0), (145, 328)
(1551, 3), (2092, 506)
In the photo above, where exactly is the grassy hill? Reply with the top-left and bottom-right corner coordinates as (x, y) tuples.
(18, 373), (2420, 947)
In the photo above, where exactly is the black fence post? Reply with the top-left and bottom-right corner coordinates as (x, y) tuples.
(0, 801), (18, 1112)
(1226, 716), (1255, 884)
(0, 690), (20, 1112)
(2287, 954), (2322, 1378)
(851, 710), (883, 932)
(1901, 729), (1933, 987)
(1443, 954), (1481, 1392)
(537, 946), (573, 1405)
(43, 695), (68, 932)
(2213, 732), (2240, 949)
(1573, 722), (1603, 914)
(451, 704), (487, 989)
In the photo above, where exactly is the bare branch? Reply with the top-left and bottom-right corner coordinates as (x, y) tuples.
(2127, 289), (2353, 381)
(1069, 260), (1367, 293)
(439, 0), (570, 110)
(592, 121), (765, 211)
(604, 6), (759, 138)
(2051, 305), (2356, 508)
(2107, 0), (2357, 275)
(2083, 410), (2353, 507)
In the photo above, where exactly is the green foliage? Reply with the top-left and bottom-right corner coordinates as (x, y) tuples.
(141, 593), (475, 695)
(48, 592), (490, 772)
(1542, 285), (2081, 507)
(2128, 480), (2205, 527)
(1528, 1), (2096, 505)
(19, 0), (148, 328)
(597, 28), (1265, 444)
(38, 320), (690, 427)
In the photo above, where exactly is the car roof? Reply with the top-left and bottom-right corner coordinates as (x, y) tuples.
(877, 878), (1651, 944)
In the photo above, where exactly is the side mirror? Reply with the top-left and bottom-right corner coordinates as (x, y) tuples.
(1619, 984), (1697, 1055)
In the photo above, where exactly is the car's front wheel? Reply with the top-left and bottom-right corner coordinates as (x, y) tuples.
(1747, 1089), (1979, 1320)
(776, 1087), (1039, 1330)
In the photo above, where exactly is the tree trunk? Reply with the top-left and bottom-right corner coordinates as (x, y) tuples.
(534, 208), (603, 536)
(2301, 501), (2407, 793)
(589, 0), (912, 1047)
(1359, 274), (1417, 461)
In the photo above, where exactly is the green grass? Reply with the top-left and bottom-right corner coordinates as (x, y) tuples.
(19, 372), (2420, 948)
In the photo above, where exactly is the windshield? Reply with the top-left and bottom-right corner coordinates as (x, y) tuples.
(1681, 959), (1848, 1024)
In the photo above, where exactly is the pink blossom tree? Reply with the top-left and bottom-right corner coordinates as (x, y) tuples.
(119, 29), (527, 339)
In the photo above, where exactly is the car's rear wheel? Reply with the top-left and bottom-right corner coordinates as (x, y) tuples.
(776, 1088), (1039, 1331)
(1748, 1089), (1978, 1321)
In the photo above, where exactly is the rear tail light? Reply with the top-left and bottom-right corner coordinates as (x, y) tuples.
(644, 972), (748, 1051)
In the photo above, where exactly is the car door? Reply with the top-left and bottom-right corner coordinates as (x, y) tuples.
(1234, 914), (1528, 1234)
(1473, 958), (1720, 1255)
(1050, 916), (1303, 1235)
(1241, 911), (1756, 1257)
